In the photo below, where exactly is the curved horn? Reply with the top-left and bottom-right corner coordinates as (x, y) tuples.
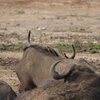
(50, 60), (65, 80)
(50, 60), (75, 80)
(28, 30), (31, 45)
(64, 45), (76, 59)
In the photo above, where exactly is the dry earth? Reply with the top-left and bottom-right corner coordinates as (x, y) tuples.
(0, 0), (100, 95)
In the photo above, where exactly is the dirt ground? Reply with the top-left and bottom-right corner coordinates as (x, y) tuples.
(0, 0), (100, 95)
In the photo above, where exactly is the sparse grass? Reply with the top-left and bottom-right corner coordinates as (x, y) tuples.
(10, 32), (18, 36)
(9, 32), (19, 37)
(0, 32), (5, 36)
(0, 43), (99, 53)
(0, 43), (24, 51)
(0, 32), (19, 37)
(85, 44), (100, 53)
(51, 43), (100, 53)
(88, 44), (100, 50)
(51, 43), (75, 52)
(16, 10), (25, 14)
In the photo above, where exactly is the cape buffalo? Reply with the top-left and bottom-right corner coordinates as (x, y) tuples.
(15, 62), (100, 100)
(50, 58), (99, 82)
(0, 80), (17, 100)
(15, 78), (100, 100)
(15, 31), (76, 91)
